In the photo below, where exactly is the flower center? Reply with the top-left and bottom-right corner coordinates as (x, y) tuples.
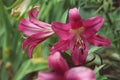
(70, 27), (84, 41)
(70, 27), (84, 34)
(73, 40), (85, 51)
(70, 27), (85, 52)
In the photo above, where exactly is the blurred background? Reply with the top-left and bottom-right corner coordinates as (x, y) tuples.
(0, 0), (120, 80)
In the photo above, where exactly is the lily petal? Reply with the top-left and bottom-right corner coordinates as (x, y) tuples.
(50, 40), (70, 54)
(70, 37), (89, 65)
(38, 72), (64, 80)
(29, 6), (39, 19)
(65, 67), (96, 80)
(83, 16), (104, 30)
(29, 6), (52, 29)
(18, 18), (42, 36)
(48, 52), (69, 74)
(88, 34), (111, 46)
(69, 8), (83, 29)
(27, 40), (40, 58)
(71, 49), (88, 65)
(22, 31), (53, 58)
(18, 7), (53, 37)
(83, 16), (104, 38)
(52, 22), (72, 40)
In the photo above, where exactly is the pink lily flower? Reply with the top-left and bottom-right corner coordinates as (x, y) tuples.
(50, 8), (110, 65)
(18, 6), (54, 58)
(38, 52), (96, 80)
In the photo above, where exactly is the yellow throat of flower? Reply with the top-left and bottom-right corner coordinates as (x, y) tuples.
(70, 27), (85, 41)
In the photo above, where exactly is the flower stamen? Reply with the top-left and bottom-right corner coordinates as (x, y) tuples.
(73, 39), (85, 55)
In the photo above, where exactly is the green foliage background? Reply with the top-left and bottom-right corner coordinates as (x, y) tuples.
(0, 0), (120, 80)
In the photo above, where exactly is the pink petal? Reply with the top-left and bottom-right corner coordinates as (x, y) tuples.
(70, 37), (89, 65)
(65, 67), (96, 80)
(82, 29), (96, 39)
(18, 18), (53, 37)
(83, 16), (104, 30)
(50, 40), (70, 54)
(27, 40), (40, 58)
(52, 22), (72, 40)
(38, 72), (64, 80)
(18, 19), (42, 36)
(29, 6), (52, 29)
(22, 39), (43, 58)
(29, 6), (39, 19)
(48, 52), (69, 74)
(22, 32), (53, 58)
(71, 49), (88, 65)
(88, 34), (111, 46)
(69, 8), (83, 29)
(83, 16), (104, 38)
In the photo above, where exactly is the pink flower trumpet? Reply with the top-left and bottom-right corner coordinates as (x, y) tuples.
(18, 6), (54, 58)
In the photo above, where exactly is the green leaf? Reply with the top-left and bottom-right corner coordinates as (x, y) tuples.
(33, 44), (42, 58)
(94, 64), (105, 73)
(61, 10), (68, 23)
(13, 58), (48, 80)
(89, 46), (102, 54)
(94, 64), (108, 80)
